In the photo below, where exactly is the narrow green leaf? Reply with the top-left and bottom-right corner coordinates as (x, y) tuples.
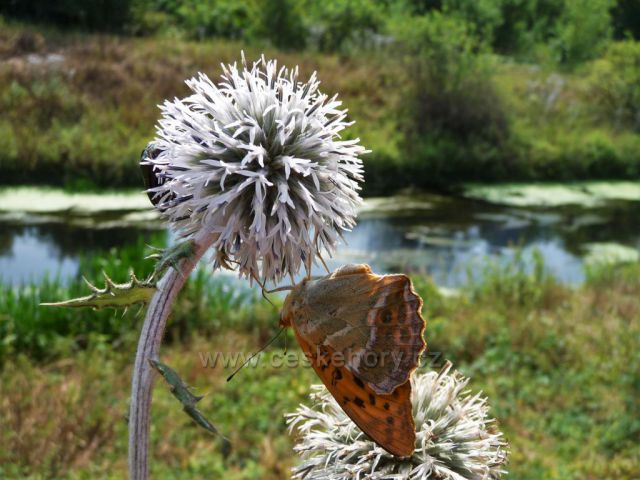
(149, 358), (229, 445)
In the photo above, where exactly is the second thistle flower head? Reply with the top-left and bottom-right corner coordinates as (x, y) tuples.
(142, 54), (367, 284)
(286, 363), (508, 480)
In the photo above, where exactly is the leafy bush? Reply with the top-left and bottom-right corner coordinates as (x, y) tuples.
(0, 0), (133, 32)
(421, 0), (614, 64)
(391, 12), (510, 187)
(176, 0), (255, 40)
(612, 0), (640, 40)
(442, 0), (504, 45)
(588, 41), (640, 131)
(306, 0), (384, 53)
(552, 0), (613, 64)
(394, 13), (507, 140)
(490, 0), (563, 56)
(258, 0), (308, 50)
(129, 0), (256, 40)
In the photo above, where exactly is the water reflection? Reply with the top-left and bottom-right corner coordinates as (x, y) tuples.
(0, 222), (163, 285)
(1, 193), (639, 287)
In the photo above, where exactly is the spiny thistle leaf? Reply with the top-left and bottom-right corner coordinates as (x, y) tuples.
(41, 272), (156, 310)
(149, 358), (229, 444)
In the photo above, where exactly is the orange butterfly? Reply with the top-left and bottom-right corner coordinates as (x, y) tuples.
(279, 264), (426, 457)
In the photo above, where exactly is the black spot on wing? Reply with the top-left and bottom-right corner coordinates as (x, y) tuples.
(331, 368), (343, 386)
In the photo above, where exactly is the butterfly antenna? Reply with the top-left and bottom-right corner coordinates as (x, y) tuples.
(226, 327), (285, 382)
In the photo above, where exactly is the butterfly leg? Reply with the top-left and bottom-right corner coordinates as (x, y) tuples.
(248, 270), (276, 307)
(316, 247), (331, 274)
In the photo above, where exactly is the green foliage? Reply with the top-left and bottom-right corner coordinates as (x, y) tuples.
(490, 0), (563, 57)
(2, 254), (640, 477)
(2, 19), (640, 193)
(467, 249), (558, 308)
(0, 0), (133, 32)
(588, 41), (640, 131)
(391, 12), (510, 187)
(258, 0), (308, 50)
(612, 0), (640, 40)
(552, 0), (614, 64)
(0, 235), (162, 362)
(175, 0), (255, 40)
(415, 0), (614, 64)
(306, 0), (384, 53)
(442, 0), (504, 44)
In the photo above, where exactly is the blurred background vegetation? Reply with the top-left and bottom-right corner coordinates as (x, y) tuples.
(1, 1), (640, 479)
(1, 0), (640, 193)
(2, 242), (639, 478)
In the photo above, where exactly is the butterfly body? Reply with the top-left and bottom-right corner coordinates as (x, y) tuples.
(281, 264), (426, 457)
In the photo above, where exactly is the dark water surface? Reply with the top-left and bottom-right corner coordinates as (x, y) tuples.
(1, 190), (639, 287)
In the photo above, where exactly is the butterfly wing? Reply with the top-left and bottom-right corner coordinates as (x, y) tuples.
(282, 264), (426, 457)
(295, 264), (426, 395)
(293, 328), (416, 457)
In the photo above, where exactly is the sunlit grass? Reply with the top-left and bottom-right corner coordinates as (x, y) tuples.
(1, 254), (639, 478)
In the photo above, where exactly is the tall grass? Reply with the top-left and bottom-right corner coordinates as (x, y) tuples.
(0, 233), (278, 363)
(2, 256), (639, 478)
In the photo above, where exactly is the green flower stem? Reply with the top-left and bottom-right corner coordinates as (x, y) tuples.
(128, 230), (217, 480)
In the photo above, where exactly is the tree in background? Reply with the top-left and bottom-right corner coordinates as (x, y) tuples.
(0, 0), (133, 32)
(258, 0), (307, 50)
(552, 0), (613, 64)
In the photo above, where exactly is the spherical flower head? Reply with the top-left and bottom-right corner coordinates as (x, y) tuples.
(286, 363), (508, 479)
(142, 54), (367, 284)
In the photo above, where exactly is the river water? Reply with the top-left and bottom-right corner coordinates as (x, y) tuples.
(1, 186), (639, 287)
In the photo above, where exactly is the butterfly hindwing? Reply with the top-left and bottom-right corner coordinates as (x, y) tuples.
(293, 330), (416, 457)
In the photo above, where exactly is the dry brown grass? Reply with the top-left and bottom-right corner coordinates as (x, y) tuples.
(0, 352), (129, 477)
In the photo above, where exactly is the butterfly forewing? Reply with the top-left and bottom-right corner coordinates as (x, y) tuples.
(291, 264), (426, 394)
(282, 264), (426, 457)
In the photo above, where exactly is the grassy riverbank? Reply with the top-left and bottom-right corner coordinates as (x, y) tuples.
(1, 243), (639, 478)
(1, 18), (640, 195)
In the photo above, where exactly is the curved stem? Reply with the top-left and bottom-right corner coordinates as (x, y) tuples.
(128, 230), (217, 480)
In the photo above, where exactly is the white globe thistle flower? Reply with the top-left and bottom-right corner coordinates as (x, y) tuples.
(141, 54), (367, 284)
(286, 363), (508, 480)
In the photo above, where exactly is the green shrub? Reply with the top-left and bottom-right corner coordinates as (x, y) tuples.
(467, 249), (559, 309)
(391, 13), (510, 187)
(588, 41), (640, 131)
(306, 0), (383, 53)
(442, 0), (504, 45)
(552, 0), (613, 64)
(491, 0), (563, 57)
(258, 0), (308, 50)
(0, 0), (133, 32)
(129, 0), (258, 40)
(612, 0), (640, 40)
(394, 13), (507, 139)
(176, 0), (255, 40)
